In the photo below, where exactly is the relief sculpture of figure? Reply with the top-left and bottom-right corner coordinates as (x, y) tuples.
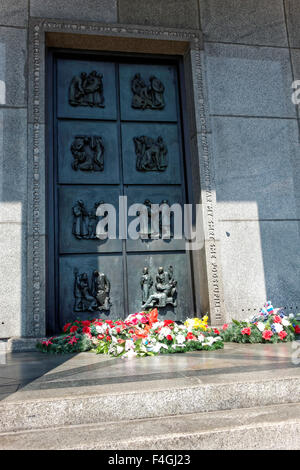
(88, 201), (105, 239)
(68, 71), (105, 108)
(91, 270), (111, 310)
(140, 267), (153, 304)
(134, 135), (168, 172)
(71, 135), (104, 172)
(73, 270), (98, 312)
(72, 200), (89, 239)
(131, 73), (165, 110)
(141, 265), (177, 309)
(73, 270), (111, 312)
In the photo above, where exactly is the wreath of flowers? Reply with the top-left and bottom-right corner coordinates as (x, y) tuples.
(220, 301), (300, 344)
(36, 309), (223, 357)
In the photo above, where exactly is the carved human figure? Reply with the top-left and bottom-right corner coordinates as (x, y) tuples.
(131, 73), (165, 110)
(71, 135), (104, 172)
(91, 270), (111, 310)
(68, 71), (105, 108)
(88, 201), (104, 239)
(141, 265), (177, 308)
(148, 76), (165, 109)
(73, 270), (98, 312)
(69, 72), (87, 106)
(134, 135), (168, 172)
(140, 267), (153, 304)
(72, 200), (89, 239)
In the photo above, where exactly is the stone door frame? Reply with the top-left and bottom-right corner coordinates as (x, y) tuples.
(27, 17), (225, 337)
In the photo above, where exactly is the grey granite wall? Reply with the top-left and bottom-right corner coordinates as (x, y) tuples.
(200, 0), (300, 319)
(0, 0), (299, 337)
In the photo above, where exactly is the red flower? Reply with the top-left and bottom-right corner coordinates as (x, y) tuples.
(82, 326), (91, 334)
(81, 320), (91, 327)
(279, 331), (287, 340)
(97, 334), (105, 340)
(116, 327), (121, 334)
(166, 335), (173, 341)
(295, 325), (300, 335)
(222, 323), (228, 330)
(262, 330), (273, 341)
(106, 335), (111, 341)
(273, 316), (282, 323)
(213, 328), (220, 335)
(186, 332), (196, 341)
(241, 327), (251, 336)
(63, 323), (71, 332)
(70, 325), (79, 333)
(164, 320), (175, 327)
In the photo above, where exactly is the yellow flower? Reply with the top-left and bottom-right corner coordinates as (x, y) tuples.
(184, 315), (208, 330)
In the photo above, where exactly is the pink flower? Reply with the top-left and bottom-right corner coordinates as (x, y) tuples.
(42, 340), (52, 346)
(273, 316), (282, 323)
(262, 330), (273, 341)
(68, 336), (79, 345)
(222, 324), (228, 330)
(241, 327), (251, 336)
(278, 331), (287, 340)
(131, 318), (139, 325)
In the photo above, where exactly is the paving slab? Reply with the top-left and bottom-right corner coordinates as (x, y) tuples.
(0, 343), (299, 433)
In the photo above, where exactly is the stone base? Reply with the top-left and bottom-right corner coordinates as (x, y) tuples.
(6, 337), (43, 353)
(0, 403), (299, 450)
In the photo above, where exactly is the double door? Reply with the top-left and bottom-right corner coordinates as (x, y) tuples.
(49, 52), (194, 330)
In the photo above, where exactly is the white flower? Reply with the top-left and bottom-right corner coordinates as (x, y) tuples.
(282, 318), (290, 327)
(116, 345), (124, 355)
(257, 322), (265, 332)
(197, 334), (205, 342)
(152, 342), (168, 353)
(123, 349), (137, 359)
(289, 314), (295, 319)
(125, 339), (134, 351)
(273, 323), (283, 333)
(176, 334), (186, 345)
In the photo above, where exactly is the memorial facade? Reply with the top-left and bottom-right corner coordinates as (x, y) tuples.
(0, 1), (299, 341)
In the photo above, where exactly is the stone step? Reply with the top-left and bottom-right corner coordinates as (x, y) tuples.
(1, 373), (300, 433)
(0, 402), (299, 449)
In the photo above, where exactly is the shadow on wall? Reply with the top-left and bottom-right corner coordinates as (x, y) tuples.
(205, 43), (300, 320)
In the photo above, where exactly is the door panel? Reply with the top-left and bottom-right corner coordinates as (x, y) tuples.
(121, 122), (182, 184)
(59, 254), (125, 325)
(125, 185), (185, 252)
(58, 186), (122, 253)
(58, 120), (120, 184)
(50, 54), (194, 330)
(119, 63), (178, 121)
(57, 59), (117, 120)
(127, 253), (193, 322)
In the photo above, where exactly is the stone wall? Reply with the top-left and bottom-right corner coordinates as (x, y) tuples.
(0, 0), (299, 338)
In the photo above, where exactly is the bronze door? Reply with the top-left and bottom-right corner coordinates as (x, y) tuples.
(48, 52), (194, 332)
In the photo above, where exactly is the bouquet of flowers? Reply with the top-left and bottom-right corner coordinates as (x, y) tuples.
(36, 308), (224, 357)
(220, 301), (300, 344)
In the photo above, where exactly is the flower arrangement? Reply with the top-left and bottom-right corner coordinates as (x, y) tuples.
(220, 301), (300, 344)
(36, 308), (224, 357)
